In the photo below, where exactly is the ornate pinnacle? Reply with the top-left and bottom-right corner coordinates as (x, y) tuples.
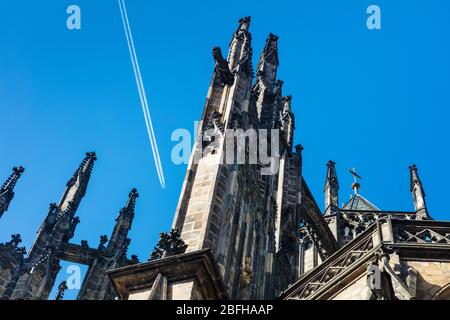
(409, 164), (424, 193)
(58, 152), (97, 214)
(409, 164), (429, 219)
(239, 16), (251, 24)
(261, 33), (279, 66)
(326, 160), (339, 190)
(98, 235), (108, 251)
(295, 144), (304, 154)
(0, 166), (25, 218)
(273, 80), (284, 97)
(283, 95), (292, 114)
(0, 234), (27, 257)
(76, 152), (96, 177)
(66, 152), (97, 188)
(55, 281), (68, 300)
(117, 188), (139, 220)
(105, 189), (139, 257)
(119, 238), (131, 259)
(238, 16), (251, 31)
(256, 36), (280, 88)
(44, 203), (59, 226)
(268, 32), (279, 41)
(1, 166), (24, 190)
(149, 228), (188, 261)
(131, 254), (139, 264)
(75, 152), (96, 175)
(8, 234), (22, 247)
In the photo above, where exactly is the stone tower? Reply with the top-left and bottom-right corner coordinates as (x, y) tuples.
(169, 17), (302, 299)
(109, 17), (338, 301)
(77, 188), (139, 300)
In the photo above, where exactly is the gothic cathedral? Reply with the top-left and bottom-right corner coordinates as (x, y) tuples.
(1, 17), (449, 300)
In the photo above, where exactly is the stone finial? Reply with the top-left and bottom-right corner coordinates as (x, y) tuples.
(324, 161), (339, 214)
(54, 152), (97, 225)
(98, 235), (108, 250)
(239, 16), (251, 24)
(325, 161), (339, 190)
(1, 166), (25, 191)
(283, 94), (292, 103)
(0, 166), (25, 218)
(149, 228), (188, 261)
(65, 152), (97, 194)
(260, 33), (279, 67)
(8, 234), (22, 247)
(71, 152), (96, 181)
(283, 95), (292, 113)
(131, 255), (139, 264)
(117, 188), (139, 220)
(0, 234), (26, 258)
(267, 32), (279, 42)
(238, 16), (251, 32)
(409, 164), (423, 193)
(55, 281), (68, 300)
(409, 164), (429, 220)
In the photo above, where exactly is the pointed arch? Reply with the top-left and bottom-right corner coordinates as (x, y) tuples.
(432, 283), (450, 300)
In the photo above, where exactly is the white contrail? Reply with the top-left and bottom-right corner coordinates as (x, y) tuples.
(118, 0), (166, 188)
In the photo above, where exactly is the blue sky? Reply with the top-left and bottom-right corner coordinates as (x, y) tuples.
(1, 0), (449, 299)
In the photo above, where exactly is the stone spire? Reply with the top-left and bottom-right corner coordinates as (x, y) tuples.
(173, 15), (257, 255)
(106, 188), (139, 256)
(211, 17), (253, 89)
(228, 16), (253, 73)
(77, 188), (138, 300)
(0, 234), (27, 298)
(55, 281), (68, 300)
(253, 33), (284, 131)
(8, 153), (97, 300)
(255, 33), (279, 90)
(261, 33), (279, 65)
(0, 166), (25, 218)
(281, 95), (295, 148)
(28, 152), (97, 257)
(409, 164), (429, 220)
(324, 160), (339, 215)
(58, 152), (97, 212)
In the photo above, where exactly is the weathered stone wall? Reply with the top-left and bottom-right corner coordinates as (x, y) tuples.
(169, 281), (199, 300)
(327, 261), (450, 300)
(170, 18), (302, 300)
(331, 275), (371, 300)
(0, 268), (13, 297)
(407, 261), (450, 300)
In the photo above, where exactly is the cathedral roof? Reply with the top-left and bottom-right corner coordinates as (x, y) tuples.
(341, 193), (380, 211)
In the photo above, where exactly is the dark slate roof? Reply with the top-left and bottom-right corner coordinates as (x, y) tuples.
(342, 193), (380, 211)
